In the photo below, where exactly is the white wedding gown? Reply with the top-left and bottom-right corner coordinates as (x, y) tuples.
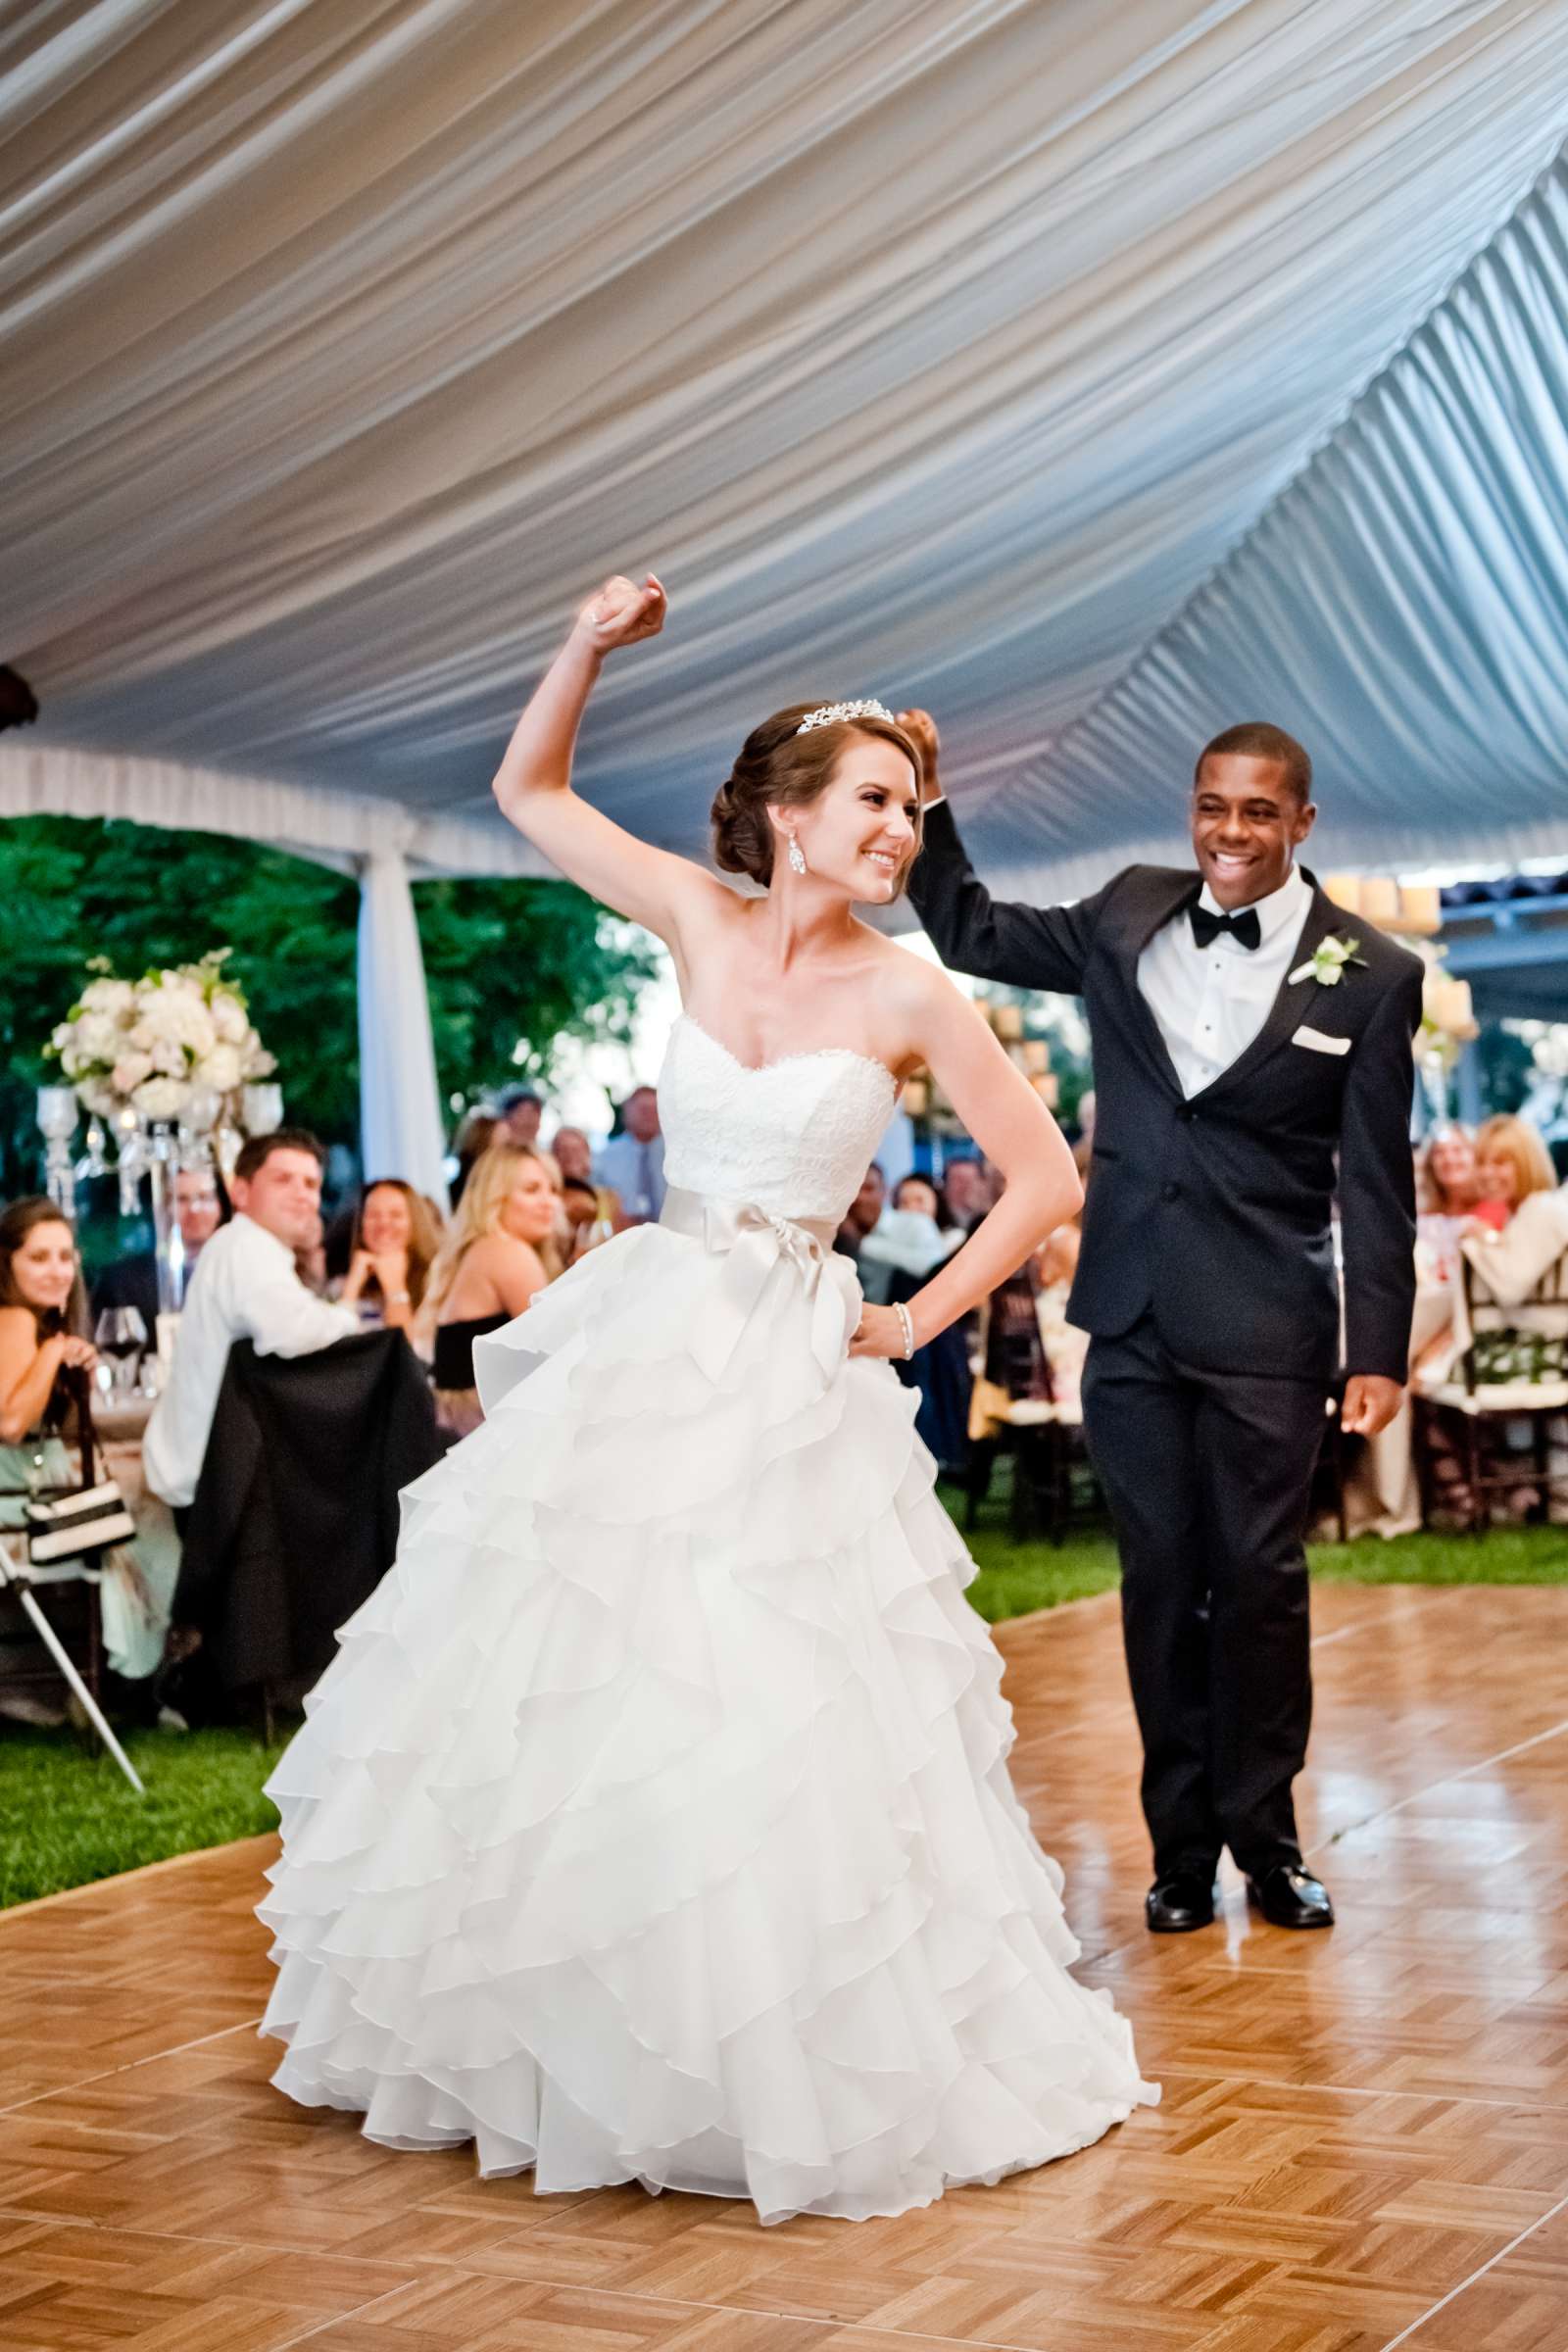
(260, 1015), (1156, 2223)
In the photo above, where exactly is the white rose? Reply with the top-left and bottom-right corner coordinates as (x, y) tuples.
(196, 1042), (242, 1093)
(111, 1052), (155, 1096)
(243, 1036), (277, 1077)
(51, 1022), (74, 1053)
(136, 982), (213, 1055)
(74, 1011), (123, 1062)
(59, 1042), (84, 1077)
(151, 1036), (187, 1076)
(78, 1080), (116, 1116)
(211, 991), (249, 1043)
(132, 1075), (189, 1120)
(82, 978), (135, 1017)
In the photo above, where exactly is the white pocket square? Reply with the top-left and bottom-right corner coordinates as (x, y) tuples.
(1292, 1024), (1350, 1056)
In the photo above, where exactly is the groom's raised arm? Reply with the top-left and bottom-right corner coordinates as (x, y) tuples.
(898, 710), (1106, 996)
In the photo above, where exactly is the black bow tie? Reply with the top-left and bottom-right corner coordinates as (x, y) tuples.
(1190, 903), (1261, 952)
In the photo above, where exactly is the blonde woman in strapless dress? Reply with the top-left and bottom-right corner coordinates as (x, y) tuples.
(260, 574), (1156, 2225)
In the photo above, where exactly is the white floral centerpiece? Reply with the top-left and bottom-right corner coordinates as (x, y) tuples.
(48, 951), (275, 1124)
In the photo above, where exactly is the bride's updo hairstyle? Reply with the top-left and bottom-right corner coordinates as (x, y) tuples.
(711, 704), (924, 892)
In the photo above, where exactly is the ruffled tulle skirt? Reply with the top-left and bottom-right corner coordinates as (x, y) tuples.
(259, 1219), (1156, 2224)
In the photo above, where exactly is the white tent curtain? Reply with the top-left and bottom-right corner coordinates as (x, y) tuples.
(356, 846), (451, 1204)
(6, 0), (1568, 901)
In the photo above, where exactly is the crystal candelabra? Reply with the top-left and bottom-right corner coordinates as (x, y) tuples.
(36, 1088), (79, 1217)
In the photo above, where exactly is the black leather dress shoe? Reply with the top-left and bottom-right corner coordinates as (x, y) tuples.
(1146, 1874), (1217, 1933)
(1247, 1863), (1334, 1929)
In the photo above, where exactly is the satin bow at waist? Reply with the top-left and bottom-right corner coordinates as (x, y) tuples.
(659, 1185), (858, 1386)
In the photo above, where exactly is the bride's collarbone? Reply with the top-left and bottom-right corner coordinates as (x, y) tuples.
(679, 1003), (900, 1079)
(682, 940), (907, 1076)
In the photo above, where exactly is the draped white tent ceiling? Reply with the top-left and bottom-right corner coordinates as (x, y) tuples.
(6, 0), (1568, 897)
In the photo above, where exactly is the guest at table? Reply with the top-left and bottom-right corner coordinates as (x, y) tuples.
(834, 1161), (887, 1272)
(335, 1179), (440, 1335)
(1473, 1113), (1556, 1230)
(420, 1144), (562, 1436)
(1414, 1125), (1480, 1290)
(91, 1164), (230, 1330)
(861, 1177), (971, 1472)
(450, 1105), (500, 1203)
(1035, 1218), (1089, 1418)
(497, 1085), (545, 1148)
(549, 1125), (595, 1186)
(1411, 1115), (1564, 1522)
(892, 1173), (943, 1223)
(941, 1156), (989, 1233)
(0, 1197), (179, 1694)
(595, 1085), (664, 1223)
(144, 1131), (361, 1512)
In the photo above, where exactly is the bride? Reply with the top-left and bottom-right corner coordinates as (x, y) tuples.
(260, 573), (1157, 2224)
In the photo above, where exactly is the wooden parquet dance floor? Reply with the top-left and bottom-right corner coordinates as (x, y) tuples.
(4, 1582), (1568, 2352)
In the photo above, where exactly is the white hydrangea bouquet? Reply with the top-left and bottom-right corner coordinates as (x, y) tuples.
(48, 951), (275, 1123)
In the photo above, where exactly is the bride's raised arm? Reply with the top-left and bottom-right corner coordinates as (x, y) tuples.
(851, 966), (1083, 1358)
(491, 573), (726, 956)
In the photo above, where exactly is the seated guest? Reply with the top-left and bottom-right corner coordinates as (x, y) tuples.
(450, 1105), (500, 1203)
(91, 1164), (229, 1328)
(834, 1162), (886, 1269)
(1473, 1113), (1557, 1232)
(1035, 1218), (1088, 1417)
(1415, 1124), (1479, 1287)
(420, 1144), (561, 1436)
(893, 1173), (942, 1222)
(595, 1085), (665, 1222)
(941, 1156), (988, 1233)
(497, 1085), (545, 1148)
(1415, 1117), (1565, 1522)
(550, 1125), (595, 1186)
(336, 1179), (440, 1334)
(144, 1131), (362, 1513)
(559, 1174), (607, 1263)
(858, 1176), (965, 1298)
(0, 1197), (179, 1693)
(295, 1210), (328, 1296)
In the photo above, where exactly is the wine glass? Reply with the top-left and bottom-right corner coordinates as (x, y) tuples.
(93, 1305), (148, 1398)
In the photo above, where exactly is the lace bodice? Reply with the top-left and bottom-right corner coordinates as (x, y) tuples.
(658, 1015), (898, 1224)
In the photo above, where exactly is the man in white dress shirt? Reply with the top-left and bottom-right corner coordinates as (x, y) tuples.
(594, 1085), (666, 1223)
(144, 1131), (361, 1512)
(906, 713), (1423, 1937)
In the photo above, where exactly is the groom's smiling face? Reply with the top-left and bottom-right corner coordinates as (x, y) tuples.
(1191, 755), (1316, 910)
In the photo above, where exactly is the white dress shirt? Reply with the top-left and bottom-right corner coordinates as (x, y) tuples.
(143, 1213), (360, 1507)
(1136, 865), (1313, 1099)
(594, 1131), (666, 1220)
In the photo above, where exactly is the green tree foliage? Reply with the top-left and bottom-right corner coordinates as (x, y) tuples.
(0, 815), (659, 1198)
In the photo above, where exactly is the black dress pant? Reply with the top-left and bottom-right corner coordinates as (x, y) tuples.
(1081, 1315), (1330, 1880)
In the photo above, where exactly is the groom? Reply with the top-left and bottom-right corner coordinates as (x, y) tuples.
(903, 713), (1423, 1932)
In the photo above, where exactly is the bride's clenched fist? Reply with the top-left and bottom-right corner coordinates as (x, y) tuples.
(575, 572), (667, 654)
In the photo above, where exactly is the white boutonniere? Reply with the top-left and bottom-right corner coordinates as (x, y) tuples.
(1289, 935), (1365, 988)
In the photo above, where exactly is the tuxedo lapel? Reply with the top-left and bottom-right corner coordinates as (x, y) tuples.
(1193, 879), (1349, 1106)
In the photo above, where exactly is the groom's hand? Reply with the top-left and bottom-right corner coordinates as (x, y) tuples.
(1341, 1374), (1402, 1437)
(895, 708), (942, 802)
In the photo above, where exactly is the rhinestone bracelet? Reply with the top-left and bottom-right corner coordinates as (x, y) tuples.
(895, 1300), (914, 1360)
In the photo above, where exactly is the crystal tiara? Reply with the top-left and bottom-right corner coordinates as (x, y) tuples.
(796, 699), (895, 735)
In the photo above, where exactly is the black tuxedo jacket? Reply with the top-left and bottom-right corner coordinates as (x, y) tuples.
(909, 800), (1424, 1383)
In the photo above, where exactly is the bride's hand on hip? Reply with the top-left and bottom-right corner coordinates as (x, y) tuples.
(574, 573), (666, 655)
(849, 1303), (914, 1360)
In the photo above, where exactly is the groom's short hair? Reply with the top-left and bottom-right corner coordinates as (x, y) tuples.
(1195, 723), (1312, 806)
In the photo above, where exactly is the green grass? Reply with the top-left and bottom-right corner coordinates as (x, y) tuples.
(0, 1723), (285, 1910)
(948, 1480), (1568, 1623)
(4, 1495), (1567, 1912)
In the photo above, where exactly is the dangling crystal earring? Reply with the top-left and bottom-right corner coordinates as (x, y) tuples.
(787, 834), (808, 877)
